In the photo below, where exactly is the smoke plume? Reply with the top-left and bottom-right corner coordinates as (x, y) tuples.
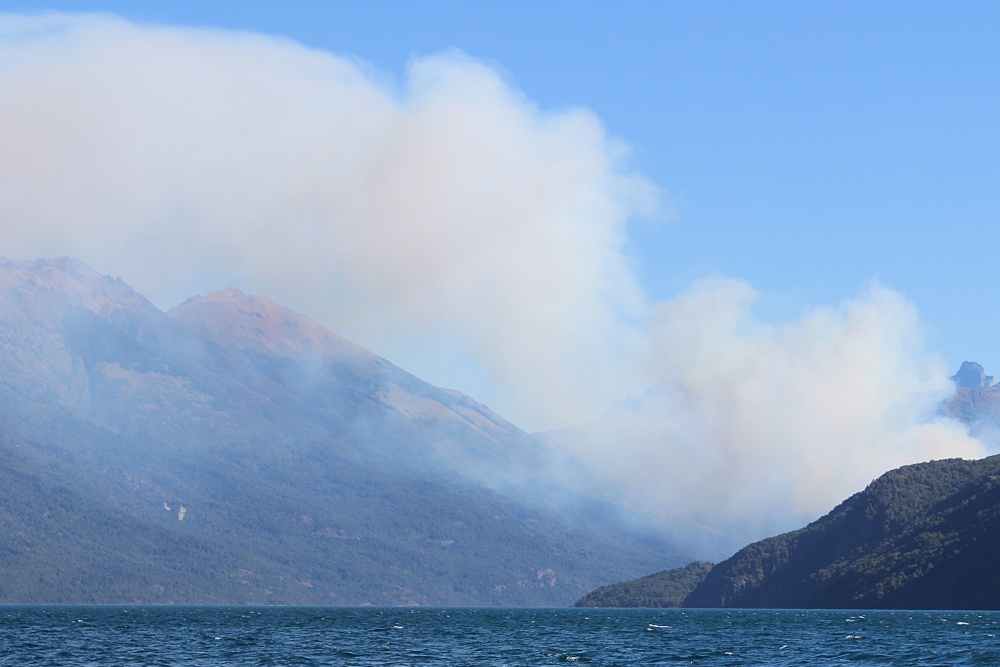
(0, 13), (985, 549)
(555, 279), (985, 552)
(0, 12), (654, 429)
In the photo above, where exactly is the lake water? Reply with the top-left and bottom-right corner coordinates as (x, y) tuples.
(1, 606), (998, 666)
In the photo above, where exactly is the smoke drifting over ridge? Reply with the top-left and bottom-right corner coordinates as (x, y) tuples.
(0, 12), (652, 430)
(0, 13), (986, 545)
(559, 279), (985, 551)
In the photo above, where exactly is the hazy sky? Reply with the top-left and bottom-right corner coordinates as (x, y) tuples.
(1, 2), (998, 542)
(7, 1), (994, 367)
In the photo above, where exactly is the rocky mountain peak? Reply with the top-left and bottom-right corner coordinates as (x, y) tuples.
(951, 361), (994, 389)
(169, 288), (370, 364)
(0, 256), (155, 322)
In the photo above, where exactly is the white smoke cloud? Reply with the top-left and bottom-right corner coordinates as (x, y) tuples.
(0, 12), (654, 429)
(556, 279), (986, 553)
(0, 13), (986, 551)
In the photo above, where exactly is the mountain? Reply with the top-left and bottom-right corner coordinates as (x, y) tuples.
(0, 257), (685, 605)
(951, 361), (995, 389)
(941, 361), (1000, 440)
(576, 454), (1000, 609)
(574, 561), (712, 608)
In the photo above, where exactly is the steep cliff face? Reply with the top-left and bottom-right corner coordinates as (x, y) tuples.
(951, 361), (994, 389)
(941, 362), (1000, 441)
(0, 257), (684, 606)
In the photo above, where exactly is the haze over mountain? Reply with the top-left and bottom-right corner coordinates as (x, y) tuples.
(549, 342), (988, 555)
(0, 13), (992, 559)
(0, 257), (683, 605)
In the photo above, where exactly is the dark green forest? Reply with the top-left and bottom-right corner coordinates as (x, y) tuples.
(574, 561), (713, 608)
(575, 455), (1000, 610)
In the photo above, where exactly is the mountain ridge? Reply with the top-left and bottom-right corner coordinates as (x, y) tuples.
(0, 257), (685, 605)
(576, 450), (1000, 609)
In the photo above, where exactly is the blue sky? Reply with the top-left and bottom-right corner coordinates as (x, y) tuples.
(15, 0), (993, 367)
(2, 1), (998, 541)
(2, 1), (999, 413)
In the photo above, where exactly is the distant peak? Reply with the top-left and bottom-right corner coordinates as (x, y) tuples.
(951, 361), (994, 389)
(175, 288), (249, 309)
(169, 288), (368, 363)
(210, 288), (245, 299)
(0, 256), (153, 318)
(11, 256), (98, 279)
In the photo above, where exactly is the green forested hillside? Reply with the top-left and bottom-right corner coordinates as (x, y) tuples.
(574, 561), (713, 608)
(0, 374), (678, 606)
(576, 455), (1000, 610)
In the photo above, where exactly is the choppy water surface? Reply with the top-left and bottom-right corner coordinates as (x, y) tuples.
(1, 606), (998, 666)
